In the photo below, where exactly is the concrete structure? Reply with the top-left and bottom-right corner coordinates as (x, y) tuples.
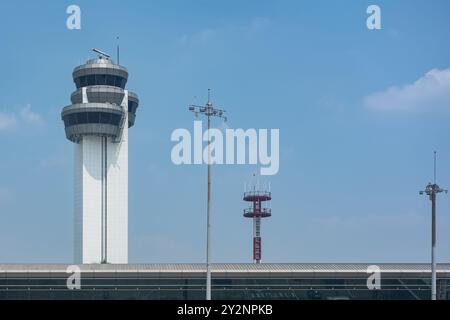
(0, 263), (449, 300)
(61, 52), (139, 264)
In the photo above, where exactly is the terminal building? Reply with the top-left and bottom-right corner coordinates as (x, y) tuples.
(0, 263), (449, 300)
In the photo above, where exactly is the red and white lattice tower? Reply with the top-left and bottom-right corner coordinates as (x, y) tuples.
(243, 182), (272, 264)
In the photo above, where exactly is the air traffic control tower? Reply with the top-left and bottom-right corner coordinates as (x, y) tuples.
(61, 49), (140, 264)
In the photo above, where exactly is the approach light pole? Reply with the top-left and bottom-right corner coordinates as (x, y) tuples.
(420, 151), (447, 300)
(188, 89), (227, 300)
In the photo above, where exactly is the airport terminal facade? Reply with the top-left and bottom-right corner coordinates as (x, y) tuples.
(1, 263), (449, 300)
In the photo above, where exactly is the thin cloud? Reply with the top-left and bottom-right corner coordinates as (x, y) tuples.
(0, 104), (44, 131)
(0, 113), (17, 130)
(178, 28), (216, 46)
(364, 68), (450, 112)
(177, 17), (271, 46)
(20, 104), (45, 126)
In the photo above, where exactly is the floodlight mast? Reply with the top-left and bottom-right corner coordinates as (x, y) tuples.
(188, 89), (227, 301)
(419, 151), (448, 300)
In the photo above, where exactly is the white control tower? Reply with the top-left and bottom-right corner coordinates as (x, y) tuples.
(61, 49), (140, 264)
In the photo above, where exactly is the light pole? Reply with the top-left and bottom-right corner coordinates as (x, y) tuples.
(420, 151), (447, 300)
(189, 89), (227, 300)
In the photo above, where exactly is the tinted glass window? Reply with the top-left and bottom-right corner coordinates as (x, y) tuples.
(118, 77), (127, 88)
(87, 75), (95, 85)
(80, 76), (87, 87)
(128, 101), (135, 113)
(111, 114), (121, 125)
(71, 114), (78, 125)
(64, 113), (75, 126)
(99, 112), (112, 124)
(77, 112), (88, 124)
(88, 112), (100, 123)
(106, 75), (115, 86)
(65, 112), (122, 125)
(96, 75), (107, 85)
(75, 75), (126, 89)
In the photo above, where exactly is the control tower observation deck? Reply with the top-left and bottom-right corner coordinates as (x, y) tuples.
(61, 51), (140, 264)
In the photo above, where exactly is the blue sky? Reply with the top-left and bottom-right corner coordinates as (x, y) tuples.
(1, 0), (450, 263)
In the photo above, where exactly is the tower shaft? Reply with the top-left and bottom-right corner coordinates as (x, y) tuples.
(74, 99), (129, 264)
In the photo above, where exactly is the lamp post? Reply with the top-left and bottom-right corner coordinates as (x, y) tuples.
(420, 151), (447, 300)
(188, 89), (227, 300)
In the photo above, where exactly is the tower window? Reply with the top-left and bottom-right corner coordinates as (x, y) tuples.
(74, 75), (127, 89)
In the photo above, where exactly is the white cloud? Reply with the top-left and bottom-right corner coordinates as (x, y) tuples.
(20, 104), (45, 126)
(364, 68), (450, 112)
(0, 113), (17, 130)
(0, 104), (44, 131)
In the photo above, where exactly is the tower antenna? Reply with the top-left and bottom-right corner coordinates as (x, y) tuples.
(434, 151), (437, 184)
(116, 36), (120, 64)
